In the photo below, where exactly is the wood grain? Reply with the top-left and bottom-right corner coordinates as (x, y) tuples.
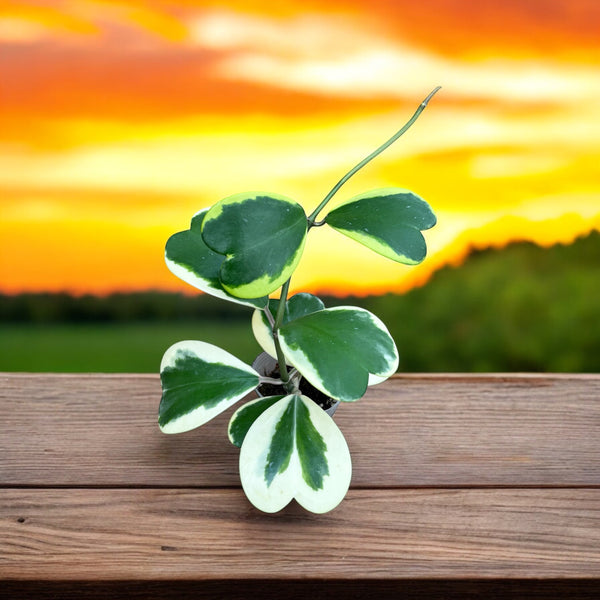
(1, 373), (599, 487)
(2, 373), (599, 595)
(2, 488), (599, 580)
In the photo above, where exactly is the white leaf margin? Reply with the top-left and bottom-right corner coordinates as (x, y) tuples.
(251, 308), (287, 362)
(159, 340), (259, 434)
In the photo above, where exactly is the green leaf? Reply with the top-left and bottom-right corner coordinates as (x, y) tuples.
(165, 209), (267, 308)
(228, 395), (285, 447)
(252, 293), (325, 359)
(239, 394), (352, 513)
(279, 307), (398, 402)
(264, 398), (296, 487)
(159, 341), (259, 434)
(325, 188), (436, 265)
(201, 192), (307, 298)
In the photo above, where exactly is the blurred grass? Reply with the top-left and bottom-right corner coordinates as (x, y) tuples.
(0, 321), (260, 372)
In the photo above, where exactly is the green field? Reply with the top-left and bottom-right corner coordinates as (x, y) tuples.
(0, 321), (260, 372)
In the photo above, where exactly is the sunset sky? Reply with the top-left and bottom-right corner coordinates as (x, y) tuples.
(1, 0), (599, 296)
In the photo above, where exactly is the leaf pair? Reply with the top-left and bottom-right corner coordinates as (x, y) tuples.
(231, 394), (352, 514)
(165, 188), (436, 303)
(166, 193), (307, 302)
(253, 294), (399, 403)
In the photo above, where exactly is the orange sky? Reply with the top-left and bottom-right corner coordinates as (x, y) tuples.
(1, 0), (599, 296)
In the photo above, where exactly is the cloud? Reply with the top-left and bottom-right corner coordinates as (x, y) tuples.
(0, 17), (53, 42)
(189, 11), (600, 105)
(189, 10), (373, 57)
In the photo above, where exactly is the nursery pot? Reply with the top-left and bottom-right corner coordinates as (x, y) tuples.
(252, 352), (340, 417)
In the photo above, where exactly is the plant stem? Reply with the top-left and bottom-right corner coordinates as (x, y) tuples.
(262, 305), (276, 329)
(274, 279), (291, 331)
(307, 86), (441, 227)
(272, 278), (291, 385)
(273, 334), (290, 383)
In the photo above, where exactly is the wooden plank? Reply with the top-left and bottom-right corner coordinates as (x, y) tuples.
(1, 373), (599, 487)
(1, 488), (599, 581)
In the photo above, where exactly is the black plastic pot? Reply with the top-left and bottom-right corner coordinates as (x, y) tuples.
(252, 352), (340, 417)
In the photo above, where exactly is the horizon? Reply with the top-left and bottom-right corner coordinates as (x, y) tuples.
(1, 227), (596, 300)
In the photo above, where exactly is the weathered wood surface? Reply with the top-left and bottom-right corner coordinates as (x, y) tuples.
(2, 373), (599, 487)
(1, 373), (599, 597)
(2, 488), (600, 579)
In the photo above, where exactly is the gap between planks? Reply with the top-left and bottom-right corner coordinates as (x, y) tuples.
(2, 484), (600, 490)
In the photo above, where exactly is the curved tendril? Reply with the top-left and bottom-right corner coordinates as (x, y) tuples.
(307, 86), (441, 227)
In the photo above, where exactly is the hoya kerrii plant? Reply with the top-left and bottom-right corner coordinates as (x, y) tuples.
(159, 87), (440, 514)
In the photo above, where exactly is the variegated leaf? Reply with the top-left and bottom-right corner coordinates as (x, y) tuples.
(165, 209), (267, 308)
(201, 192), (307, 298)
(159, 341), (259, 434)
(279, 307), (398, 402)
(228, 395), (285, 447)
(325, 188), (436, 265)
(252, 293), (325, 359)
(239, 394), (352, 514)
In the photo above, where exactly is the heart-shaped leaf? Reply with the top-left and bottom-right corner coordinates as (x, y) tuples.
(252, 293), (325, 359)
(325, 187), (436, 265)
(159, 341), (259, 434)
(279, 307), (398, 402)
(202, 192), (307, 298)
(228, 395), (285, 447)
(239, 394), (352, 513)
(165, 209), (267, 308)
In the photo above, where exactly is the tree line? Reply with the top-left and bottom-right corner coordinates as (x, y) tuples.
(2, 231), (598, 372)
